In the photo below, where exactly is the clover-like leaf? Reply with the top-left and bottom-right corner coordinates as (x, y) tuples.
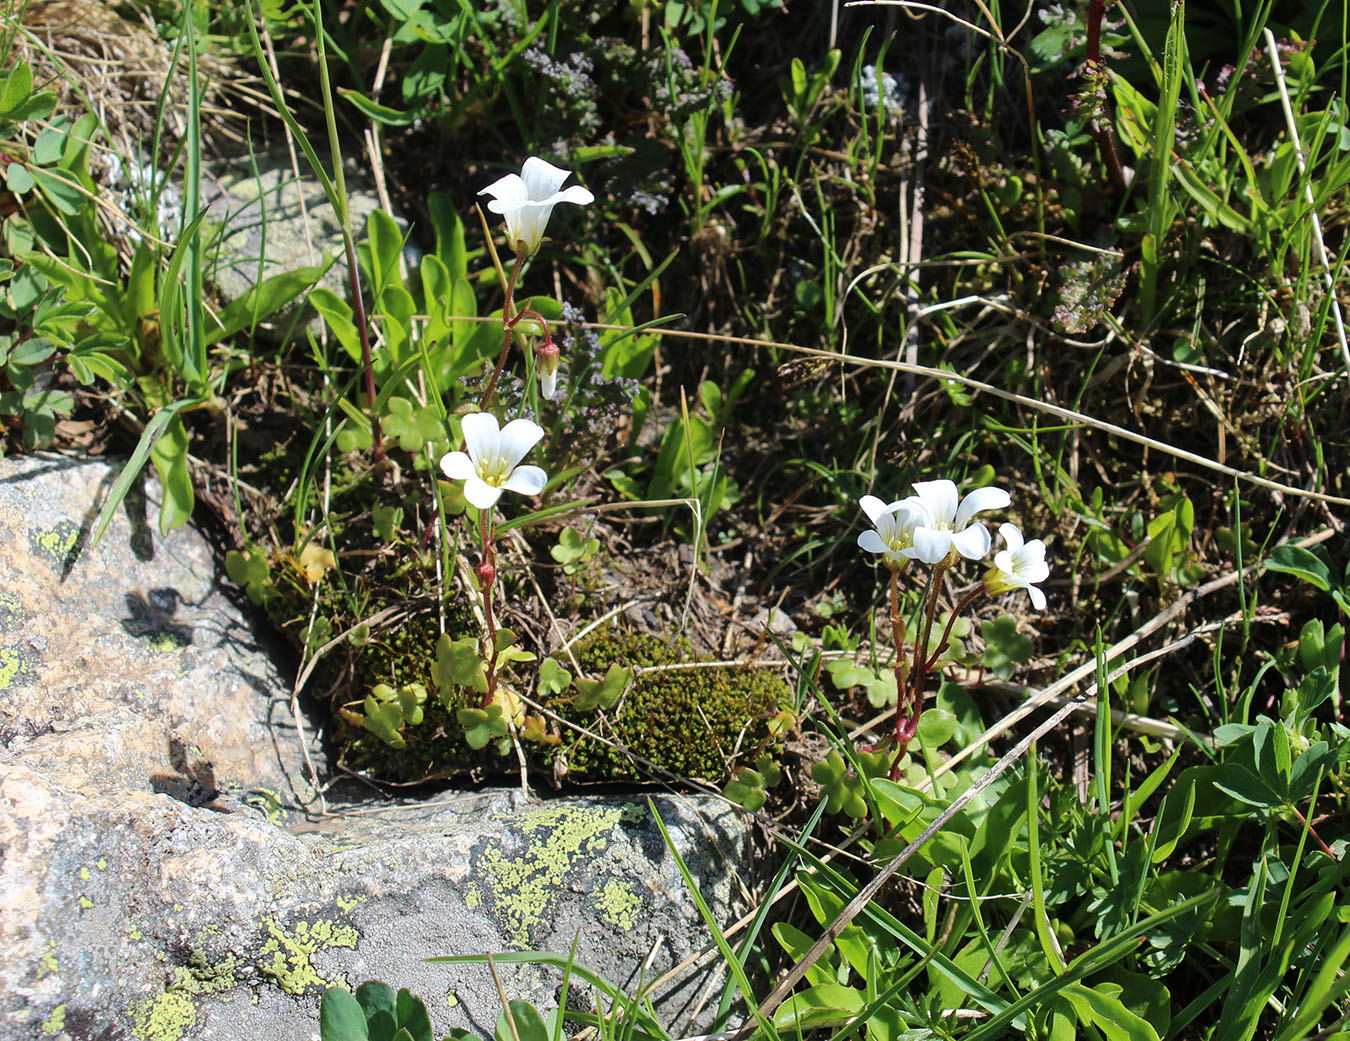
(537, 657), (573, 696)
(573, 663), (632, 711)
(981, 614), (1033, 680)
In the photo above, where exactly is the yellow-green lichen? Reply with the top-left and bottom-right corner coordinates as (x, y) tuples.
(129, 923), (143, 941)
(147, 631), (190, 653)
(79, 866), (90, 881)
(27, 522), (81, 570)
(0, 646), (32, 692)
(595, 879), (641, 931)
(37, 942), (58, 977)
(129, 990), (196, 1041)
(0, 591), (24, 632)
(78, 895), (93, 909)
(259, 917), (359, 995)
(464, 883), (482, 910)
(40, 1004), (65, 1036)
(480, 805), (631, 947)
(336, 893), (366, 913)
(170, 953), (241, 996)
(97, 857), (107, 870)
(243, 788), (286, 826)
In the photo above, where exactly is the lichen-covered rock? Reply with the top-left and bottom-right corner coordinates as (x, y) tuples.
(0, 456), (756, 1040)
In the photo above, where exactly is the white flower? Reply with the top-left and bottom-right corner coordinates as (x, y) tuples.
(902, 479), (1010, 563)
(984, 523), (1049, 609)
(440, 413), (548, 510)
(480, 157), (594, 257)
(857, 495), (926, 571)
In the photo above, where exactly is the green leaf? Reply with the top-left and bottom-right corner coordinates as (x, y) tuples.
(362, 697), (407, 746)
(29, 165), (83, 215)
(310, 288), (363, 366)
(148, 411), (194, 533)
(494, 1000), (548, 1041)
(916, 707), (957, 748)
(537, 658), (572, 696)
(771, 983), (865, 1032)
(0, 61), (33, 115)
(573, 664), (631, 711)
(320, 987), (370, 1041)
(205, 261), (332, 345)
(394, 989), (433, 1041)
(981, 615), (1033, 680)
(338, 87), (420, 125)
(1212, 764), (1280, 809)
(5, 162), (34, 194)
(1266, 544), (1333, 591)
(1060, 982), (1159, 1041)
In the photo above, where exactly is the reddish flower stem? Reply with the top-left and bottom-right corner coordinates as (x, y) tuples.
(479, 508), (497, 709)
(478, 251), (525, 411)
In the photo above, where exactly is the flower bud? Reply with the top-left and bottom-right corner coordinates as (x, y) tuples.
(537, 341), (561, 400)
(476, 560), (496, 590)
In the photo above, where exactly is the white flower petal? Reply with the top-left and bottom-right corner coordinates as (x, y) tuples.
(1019, 553), (1050, 584)
(480, 173), (527, 208)
(553, 184), (595, 206)
(501, 464), (547, 497)
(440, 451), (475, 481)
(908, 528), (952, 563)
(996, 522), (1025, 554)
(858, 530), (888, 554)
(498, 418), (545, 469)
(460, 412), (500, 462)
(1027, 584), (1047, 611)
(540, 368), (557, 399)
(955, 486), (1011, 527)
(859, 494), (889, 524)
(950, 523), (992, 560)
(463, 475), (503, 510)
(912, 479), (959, 524)
(520, 156), (572, 199)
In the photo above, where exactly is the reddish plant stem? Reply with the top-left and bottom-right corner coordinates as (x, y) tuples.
(1290, 803), (1337, 860)
(908, 562), (948, 713)
(926, 587), (985, 671)
(479, 508), (497, 709)
(345, 235), (384, 460)
(889, 568), (909, 701)
(1086, 0), (1128, 194)
(478, 251), (525, 411)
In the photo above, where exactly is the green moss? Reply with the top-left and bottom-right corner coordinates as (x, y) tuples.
(554, 628), (789, 781)
(258, 916), (359, 995)
(595, 878), (641, 930)
(128, 990), (196, 1041)
(479, 804), (631, 947)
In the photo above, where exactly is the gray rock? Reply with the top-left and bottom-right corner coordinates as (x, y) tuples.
(200, 148), (414, 337)
(0, 456), (754, 1041)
